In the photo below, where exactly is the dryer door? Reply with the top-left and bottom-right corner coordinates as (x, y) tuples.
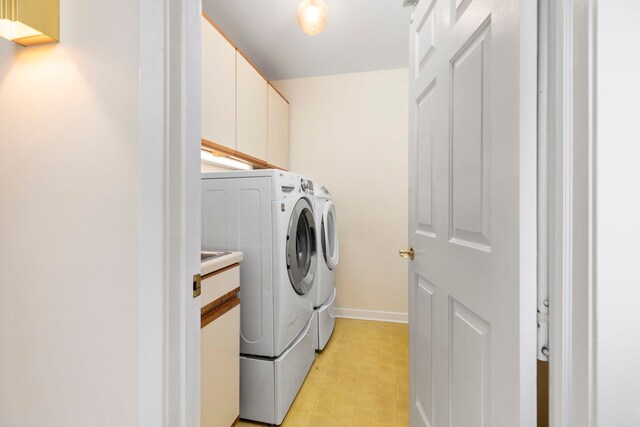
(321, 201), (339, 270)
(287, 198), (317, 295)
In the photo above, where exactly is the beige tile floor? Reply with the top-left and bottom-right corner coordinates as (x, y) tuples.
(237, 318), (409, 427)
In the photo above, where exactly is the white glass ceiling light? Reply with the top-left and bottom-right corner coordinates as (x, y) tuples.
(297, 0), (329, 36)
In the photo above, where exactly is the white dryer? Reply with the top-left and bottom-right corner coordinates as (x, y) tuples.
(201, 170), (317, 425)
(312, 183), (339, 350)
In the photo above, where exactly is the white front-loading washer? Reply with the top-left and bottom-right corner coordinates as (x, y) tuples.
(312, 183), (339, 350)
(201, 170), (318, 425)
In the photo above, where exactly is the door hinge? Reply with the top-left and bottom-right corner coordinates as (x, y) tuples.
(193, 274), (201, 298)
(537, 310), (549, 360)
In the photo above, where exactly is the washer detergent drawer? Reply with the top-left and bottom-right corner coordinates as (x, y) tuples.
(317, 288), (337, 351)
(240, 316), (315, 425)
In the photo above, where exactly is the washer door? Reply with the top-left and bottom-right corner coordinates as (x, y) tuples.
(287, 198), (317, 295)
(321, 201), (339, 270)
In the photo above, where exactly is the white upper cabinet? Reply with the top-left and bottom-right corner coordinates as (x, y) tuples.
(201, 14), (289, 168)
(201, 17), (236, 151)
(267, 86), (290, 170)
(236, 53), (268, 161)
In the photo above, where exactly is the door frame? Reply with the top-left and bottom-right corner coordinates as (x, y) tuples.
(139, 0), (202, 425)
(138, 0), (600, 425)
(547, 0), (596, 425)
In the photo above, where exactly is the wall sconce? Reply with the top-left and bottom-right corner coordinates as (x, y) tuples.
(0, 0), (59, 46)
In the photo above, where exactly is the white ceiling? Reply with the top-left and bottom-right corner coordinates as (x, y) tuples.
(201, 0), (413, 81)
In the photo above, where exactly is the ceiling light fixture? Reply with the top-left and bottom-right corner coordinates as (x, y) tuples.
(296, 0), (329, 36)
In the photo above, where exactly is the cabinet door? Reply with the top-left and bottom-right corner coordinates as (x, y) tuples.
(201, 304), (240, 427)
(236, 53), (268, 161)
(267, 85), (290, 170)
(201, 17), (236, 150)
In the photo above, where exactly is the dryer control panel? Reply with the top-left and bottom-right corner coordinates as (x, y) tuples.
(300, 178), (314, 196)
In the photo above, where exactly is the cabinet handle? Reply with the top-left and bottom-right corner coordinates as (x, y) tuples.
(193, 274), (202, 298)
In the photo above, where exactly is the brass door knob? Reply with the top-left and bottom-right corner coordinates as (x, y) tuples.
(399, 247), (415, 260)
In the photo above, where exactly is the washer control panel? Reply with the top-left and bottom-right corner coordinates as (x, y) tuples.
(300, 178), (314, 195)
(274, 171), (315, 200)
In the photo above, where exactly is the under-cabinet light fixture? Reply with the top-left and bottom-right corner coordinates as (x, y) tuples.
(0, 0), (59, 46)
(201, 150), (253, 171)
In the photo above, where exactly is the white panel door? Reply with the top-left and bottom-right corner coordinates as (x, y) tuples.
(407, 1), (537, 426)
(236, 53), (268, 161)
(201, 16), (236, 150)
(267, 85), (290, 170)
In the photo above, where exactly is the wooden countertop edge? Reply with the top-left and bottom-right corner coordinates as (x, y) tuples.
(201, 286), (240, 318)
(201, 296), (240, 328)
(202, 262), (240, 281)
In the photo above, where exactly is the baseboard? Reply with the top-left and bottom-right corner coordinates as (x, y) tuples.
(334, 308), (408, 324)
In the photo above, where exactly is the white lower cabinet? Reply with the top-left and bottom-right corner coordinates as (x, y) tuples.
(202, 305), (240, 427)
(201, 265), (241, 427)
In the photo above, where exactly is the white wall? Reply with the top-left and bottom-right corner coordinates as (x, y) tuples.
(274, 68), (409, 318)
(201, 161), (232, 173)
(0, 1), (139, 425)
(595, 1), (640, 424)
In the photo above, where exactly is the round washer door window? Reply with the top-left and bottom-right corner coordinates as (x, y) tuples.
(321, 201), (339, 270)
(287, 198), (317, 295)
